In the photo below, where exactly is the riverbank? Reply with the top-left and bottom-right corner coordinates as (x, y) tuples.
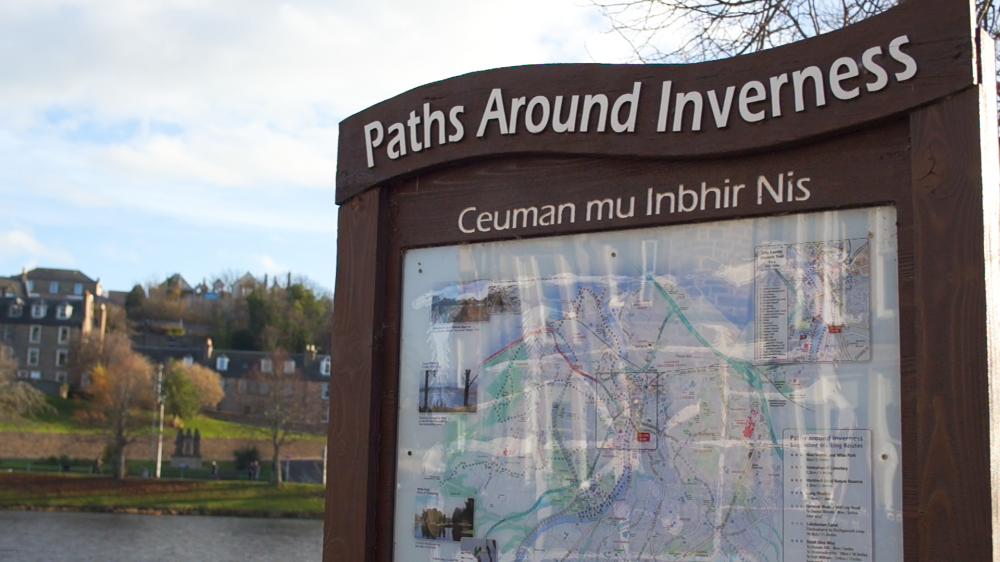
(0, 474), (324, 519)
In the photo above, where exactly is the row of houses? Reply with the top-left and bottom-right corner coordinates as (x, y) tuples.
(0, 268), (331, 426)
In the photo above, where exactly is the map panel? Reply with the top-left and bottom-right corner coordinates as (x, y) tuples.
(395, 208), (902, 562)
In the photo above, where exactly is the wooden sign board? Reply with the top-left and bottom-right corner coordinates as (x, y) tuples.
(325, 0), (1000, 559)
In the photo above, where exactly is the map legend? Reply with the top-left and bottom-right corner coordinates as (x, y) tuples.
(783, 429), (873, 561)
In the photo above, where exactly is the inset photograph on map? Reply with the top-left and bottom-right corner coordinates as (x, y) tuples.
(486, 283), (521, 315)
(417, 368), (478, 413)
(460, 538), (498, 562)
(413, 492), (475, 542)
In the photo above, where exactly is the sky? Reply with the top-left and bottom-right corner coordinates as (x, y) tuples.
(0, 0), (638, 294)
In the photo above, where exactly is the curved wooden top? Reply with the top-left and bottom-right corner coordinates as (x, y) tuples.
(336, 0), (975, 203)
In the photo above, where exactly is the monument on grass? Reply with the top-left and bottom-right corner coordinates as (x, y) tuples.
(170, 427), (203, 469)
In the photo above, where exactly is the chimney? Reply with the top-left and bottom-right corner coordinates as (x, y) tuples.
(263, 273), (268, 289)
(82, 291), (93, 335)
(287, 272), (291, 288)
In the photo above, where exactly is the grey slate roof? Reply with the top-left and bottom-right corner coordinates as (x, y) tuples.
(0, 296), (88, 327)
(0, 278), (24, 298)
(21, 268), (95, 283)
(132, 345), (331, 381)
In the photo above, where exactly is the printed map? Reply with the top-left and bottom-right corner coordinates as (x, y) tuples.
(394, 209), (900, 562)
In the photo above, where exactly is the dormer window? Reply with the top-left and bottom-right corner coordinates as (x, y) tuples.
(74, 283), (83, 295)
(56, 303), (73, 320)
(49, 282), (59, 294)
(261, 359), (272, 373)
(183, 355), (193, 367)
(8, 303), (22, 318)
(321, 357), (331, 376)
(26, 280), (34, 292)
(283, 359), (295, 374)
(216, 355), (229, 371)
(31, 303), (47, 319)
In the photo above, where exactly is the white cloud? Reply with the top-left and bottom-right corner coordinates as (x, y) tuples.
(0, 0), (632, 205)
(0, 0), (634, 287)
(256, 254), (290, 274)
(0, 229), (74, 265)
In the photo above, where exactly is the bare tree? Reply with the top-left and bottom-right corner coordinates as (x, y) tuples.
(0, 344), (53, 421)
(244, 349), (308, 486)
(592, 0), (998, 63)
(73, 332), (154, 480)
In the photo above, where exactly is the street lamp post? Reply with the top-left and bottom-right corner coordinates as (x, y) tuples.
(154, 364), (166, 478)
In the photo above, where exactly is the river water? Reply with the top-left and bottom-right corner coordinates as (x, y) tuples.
(0, 510), (322, 561)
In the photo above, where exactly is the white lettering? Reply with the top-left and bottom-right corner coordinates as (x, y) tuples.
(889, 35), (918, 81)
(477, 89), (509, 137)
(363, 121), (383, 168)
(830, 57), (861, 100)
(611, 82), (642, 133)
(458, 207), (476, 233)
(739, 81), (766, 123)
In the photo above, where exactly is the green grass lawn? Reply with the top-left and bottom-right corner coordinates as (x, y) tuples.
(0, 396), (324, 441)
(0, 473), (324, 517)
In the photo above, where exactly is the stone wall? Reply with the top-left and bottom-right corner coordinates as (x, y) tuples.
(0, 432), (326, 461)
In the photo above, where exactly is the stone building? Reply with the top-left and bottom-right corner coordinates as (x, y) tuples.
(0, 268), (107, 395)
(134, 340), (331, 426)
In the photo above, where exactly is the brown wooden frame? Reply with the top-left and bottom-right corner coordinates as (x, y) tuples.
(325, 2), (999, 560)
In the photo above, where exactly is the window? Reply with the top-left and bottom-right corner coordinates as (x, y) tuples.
(81, 373), (92, 387)
(29, 325), (42, 343)
(259, 382), (270, 395)
(56, 303), (72, 319)
(321, 409), (329, 423)
(282, 383), (292, 395)
(183, 355), (193, 367)
(321, 357), (331, 376)
(283, 359), (295, 374)
(58, 327), (70, 344)
(31, 303), (47, 318)
(321, 383), (329, 400)
(27, 348), (39, 366)
(29, 371), (41, 380)
(26, 280), (33, 292)
(17, 370), (27, 379)
(261, 359), (272, 373)
(238, 380), (247, 392)
(49, 282), (59, 294)
(55, 372), (67, 383)
(56, 349), (68, 367)
(3, 325), (14, 341)
(216, 355), (229, 371)
(73, 283), (83, 295)
(8, 304), (22, 318)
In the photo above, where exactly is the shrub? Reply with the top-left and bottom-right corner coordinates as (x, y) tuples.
(234, 446), (260, 470)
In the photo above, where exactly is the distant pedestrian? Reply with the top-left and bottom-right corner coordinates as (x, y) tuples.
(211, 461), (218, 479)
(140, 467), (149, 478)
(251, 460), (260, 481)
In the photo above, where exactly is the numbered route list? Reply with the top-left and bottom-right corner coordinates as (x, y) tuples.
(783, 429), (873, 562)
(755, 245), (788, 361)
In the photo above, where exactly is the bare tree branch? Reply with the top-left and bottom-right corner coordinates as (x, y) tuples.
(592, 0), (998, 64)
